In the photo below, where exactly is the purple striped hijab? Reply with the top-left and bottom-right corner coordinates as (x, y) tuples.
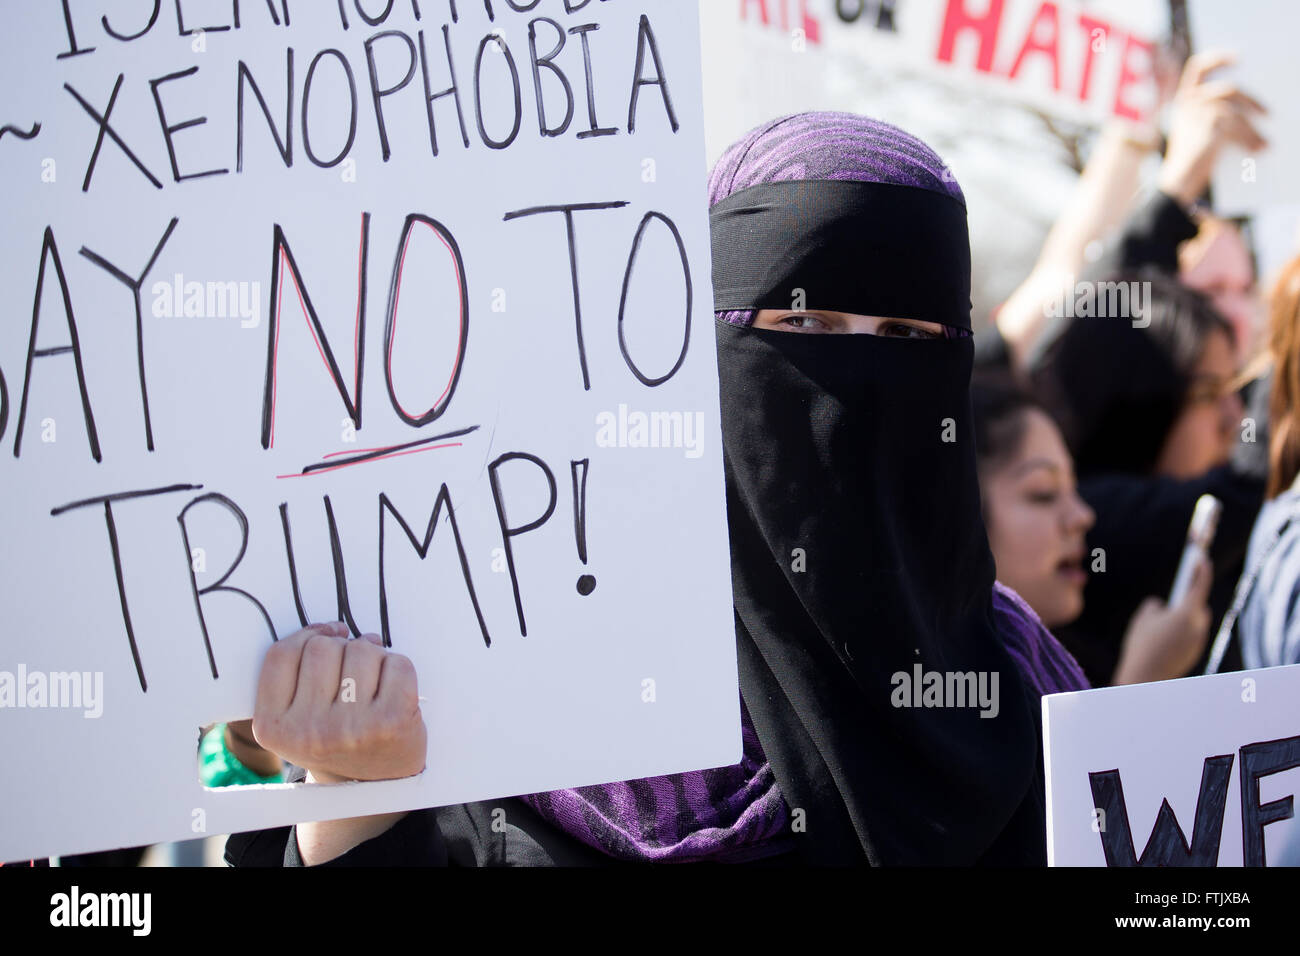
(519, 112), (1059, 863)
(520, 696), (790, 863)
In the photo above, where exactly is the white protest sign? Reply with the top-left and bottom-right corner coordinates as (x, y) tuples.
(703, 0), (1163, 140)
(1044, 664), (1300, 866)
(1188, 0), (1300, 216)
(0, 0), (738, 863)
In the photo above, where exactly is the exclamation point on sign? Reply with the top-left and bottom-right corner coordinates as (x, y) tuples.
(571, 459), (596, 595)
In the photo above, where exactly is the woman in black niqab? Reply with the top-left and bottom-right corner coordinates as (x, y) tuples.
(709, 112), (1046, 864)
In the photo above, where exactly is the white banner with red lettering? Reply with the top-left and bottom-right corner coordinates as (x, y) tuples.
(702, 0), (1164, 154)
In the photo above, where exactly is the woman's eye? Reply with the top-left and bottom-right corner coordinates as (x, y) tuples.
(879, 321), (941, 340)
(1026, 491), (1059, 505)
(779, 314), (829, 332)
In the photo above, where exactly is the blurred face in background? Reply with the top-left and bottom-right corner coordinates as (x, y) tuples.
(1180, 218), (1257, 359)
(1154, 327), (1244, 479)
(981, 408), (1096, 629)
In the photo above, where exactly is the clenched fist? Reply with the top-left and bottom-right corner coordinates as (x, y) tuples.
(252, 622), (427, 782)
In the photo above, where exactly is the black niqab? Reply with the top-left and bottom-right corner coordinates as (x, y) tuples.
(716, 322), (1044, 865)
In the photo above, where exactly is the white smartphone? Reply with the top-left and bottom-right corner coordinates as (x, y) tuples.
(1168, 494), (1222, 606)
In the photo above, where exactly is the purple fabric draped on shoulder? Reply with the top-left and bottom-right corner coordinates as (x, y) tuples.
(708, 112), (970, 337)
(520, 696), (791, 864)
(991, 581), (1091, 697)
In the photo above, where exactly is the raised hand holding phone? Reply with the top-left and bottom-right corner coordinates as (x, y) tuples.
(1112, 496), (1220, 685)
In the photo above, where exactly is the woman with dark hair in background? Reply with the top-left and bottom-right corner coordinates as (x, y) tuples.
(1028, 272), (1267, 686)
(971, 373), (1214, 685)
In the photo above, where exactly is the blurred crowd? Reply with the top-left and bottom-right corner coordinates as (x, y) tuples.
(972, 50), (1300, 689)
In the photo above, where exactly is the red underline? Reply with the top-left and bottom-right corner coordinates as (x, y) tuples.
(276, 441), (462, 479)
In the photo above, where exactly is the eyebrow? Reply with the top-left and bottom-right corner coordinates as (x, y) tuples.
(1008, 458), (1062, 479)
